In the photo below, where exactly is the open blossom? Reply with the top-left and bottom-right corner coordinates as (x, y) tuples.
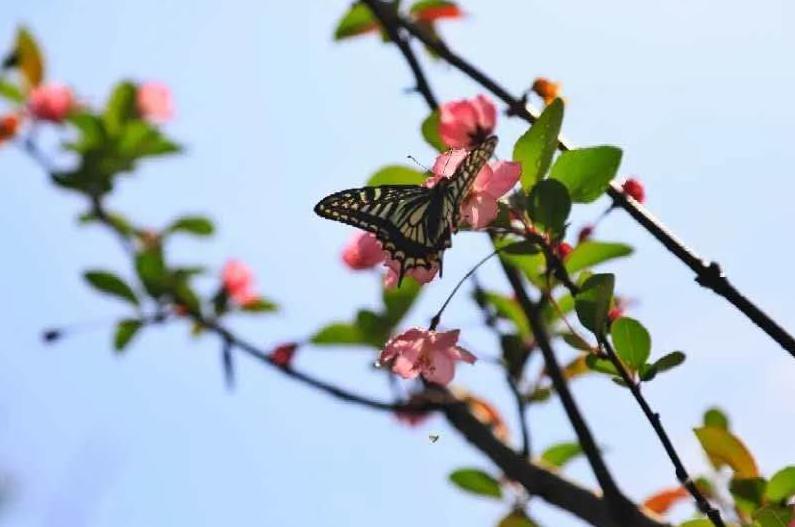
(429, 150), (521, 229)
(341, 231), (385, 270)
(136, 81), (173, 123)
(383, 258), (438, 289)
(379, 328), (476, 385)
(221, 259), (258, 306)
(28, 83), (74, 123)
(439, 94), (496, 148)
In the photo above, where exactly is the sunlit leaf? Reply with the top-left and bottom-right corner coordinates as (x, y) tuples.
(14, 27), (44, 89)
(585, 354), (619, 375)
(694, 426), (759, 478)
(83, 270), (139, 306)
(448, 468), (502, 498)
(334, 3), (379, 40)
(421, 109), (446, 152)
(366, 165), (427, 186)
(540, 441), (583, 468)
(610, 317), (650, 371)
(0, 79), (24, 103)
(575, 273), (614, 334)
(104, 81), (137, 134)
(564, 241), (633, 275)
(114, 319), (142, 352)
(753, 505), (793, 527)
(550, 146), (622, 203)
(513, 98), (564, 190)
(642, 486), (688, 515)
(766, 466), (795, 503)
(311, 322), (369, 347)
(703, 407), (730, 430)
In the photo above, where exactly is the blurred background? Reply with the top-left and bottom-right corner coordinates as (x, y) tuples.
(1, 0), (793, 525)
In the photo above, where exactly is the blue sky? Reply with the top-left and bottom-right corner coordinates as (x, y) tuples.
(0, 1), (793, 526)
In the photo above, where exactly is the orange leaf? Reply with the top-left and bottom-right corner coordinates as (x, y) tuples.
(643, 486), (689, 515)
(413, 4), (463, 23)
(455, 389), (510, 442)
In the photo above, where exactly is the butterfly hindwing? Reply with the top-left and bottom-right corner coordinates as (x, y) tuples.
(314, 136), (498, 283)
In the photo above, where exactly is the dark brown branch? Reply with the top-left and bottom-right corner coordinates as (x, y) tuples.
(598, 336), (725, 527)
(499, 261), (640, 525)
(363, 0), (795, 359)
(439, 389), (666, 527)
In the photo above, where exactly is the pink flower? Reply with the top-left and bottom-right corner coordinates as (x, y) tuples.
(28, 83), (74, 123)
(379, 328), (476, 385)
(222, 259), (258, 306)
(439, 95), (497, 148)
(383, 258), (438, 289)
(136, 82), (173, 123)
(430, 150), (521, 229)
(341, 231), (385, 270)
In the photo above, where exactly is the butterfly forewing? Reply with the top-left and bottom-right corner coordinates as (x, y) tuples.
(314, 136), (498, 283)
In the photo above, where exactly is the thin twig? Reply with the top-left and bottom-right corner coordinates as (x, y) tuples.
(507, 374), (531, 458)
(363, 0), (795, 359)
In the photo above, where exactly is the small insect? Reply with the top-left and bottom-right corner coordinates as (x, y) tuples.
(314, 136), (498, 285)
(429, 434), (440, 443)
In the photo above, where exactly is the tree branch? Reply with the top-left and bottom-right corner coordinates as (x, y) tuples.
(362, 0), (795, 359)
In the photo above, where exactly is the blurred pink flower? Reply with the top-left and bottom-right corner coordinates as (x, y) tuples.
(429, 151), (521, 229)
(439, 94), (496, 148)
(341, 231), (385, 270)
(383, 258), (438, 289)
(270, 342), (298, 368)
(28, 83), (74, 123)
(222, 259), (258, 306)
(137, 82), (173, 123)
(379, 328), (476, 385)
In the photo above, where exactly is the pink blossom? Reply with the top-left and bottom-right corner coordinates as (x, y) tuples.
(383, 258), (438, 289)
(430, 151), (522, 229)
(379, 328), (476, 385)
(439, 95), (497, 148)
(341, 231), (385, 270)
(222, 259), (258, 306)
(28, 83), (74, 123)
(136, 82), (173, 123)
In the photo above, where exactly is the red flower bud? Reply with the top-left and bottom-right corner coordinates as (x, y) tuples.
(577, 225), (594, 243)
(271, 343), (298, 368)
(555, 242), (573, 260)
(608, 307), (624, 323)
(622, 178), (645, 203)
(0, 113), (20, 143)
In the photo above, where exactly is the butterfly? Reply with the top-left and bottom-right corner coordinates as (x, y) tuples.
(314, 136), (498, 285)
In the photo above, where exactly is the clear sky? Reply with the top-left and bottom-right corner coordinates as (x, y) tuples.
(0, 1), (793, 526)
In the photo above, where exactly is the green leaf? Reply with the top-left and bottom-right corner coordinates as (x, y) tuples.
(114, 319), (142, 352)
(694, 426), (759, 478)
(653, 351), (686, 373)
(366, 165), (426, 186)
(355, 309), (391, 347)
(753, 505), (793, 527)
(167, 216), (215, 236)
(483, 291), (531, 339)
(448, 468), (502, 499)
(240, 297), (278, 313)
(135, 247), (168, 298)
(66, 112), (107, 153)
(765, 466), (795, 503)
(561, 332), (592, 351)
(383, 277), (421, 325)
(610, 317), (651, 371)
(585, 354), (619, 375)
(540, 441), (583, 468)
(527, 179), (571, 234)
(333, 3), (378, 40)
(501, 334), (528, 379)
(730, 477), (767, 516)
(116, 120), (180, 159)
(83, 270), (139, 306)
(564, 241), (633, 274)
(421, 110), (446, 152)
(638, 363), (658, 382)
(0, 79), (24, 103)
(679, 520), (714, 527)
(499, 239), (540, 256)
(173, 279), (201, 315)
(513, 98), (564, 190)
(550, 146), (622, 203)
(497, 510), (538, 527)
(703, 407), (730, 430)
(311, 322), (370, 347)
(575, 273), (614, 334)
(104, 81), (137, 134)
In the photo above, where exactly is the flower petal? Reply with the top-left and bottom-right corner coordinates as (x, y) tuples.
(477, 161), (521, 199)
(431, 150), (467, 180)
(423, 351), (455, 385)
(472, 94), (497, 132)
(462, 194), (499, 230)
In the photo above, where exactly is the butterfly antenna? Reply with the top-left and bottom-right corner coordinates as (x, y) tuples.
(406, 155), (429, 172)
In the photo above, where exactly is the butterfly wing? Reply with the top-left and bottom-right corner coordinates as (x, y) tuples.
(314, 185), (450, 278)
(442, 135), (498, 229)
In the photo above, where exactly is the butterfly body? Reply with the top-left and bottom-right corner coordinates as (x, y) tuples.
(314, 136), (498, 284)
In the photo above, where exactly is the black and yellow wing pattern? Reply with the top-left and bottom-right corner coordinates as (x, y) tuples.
(314, 136), (498, 284)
